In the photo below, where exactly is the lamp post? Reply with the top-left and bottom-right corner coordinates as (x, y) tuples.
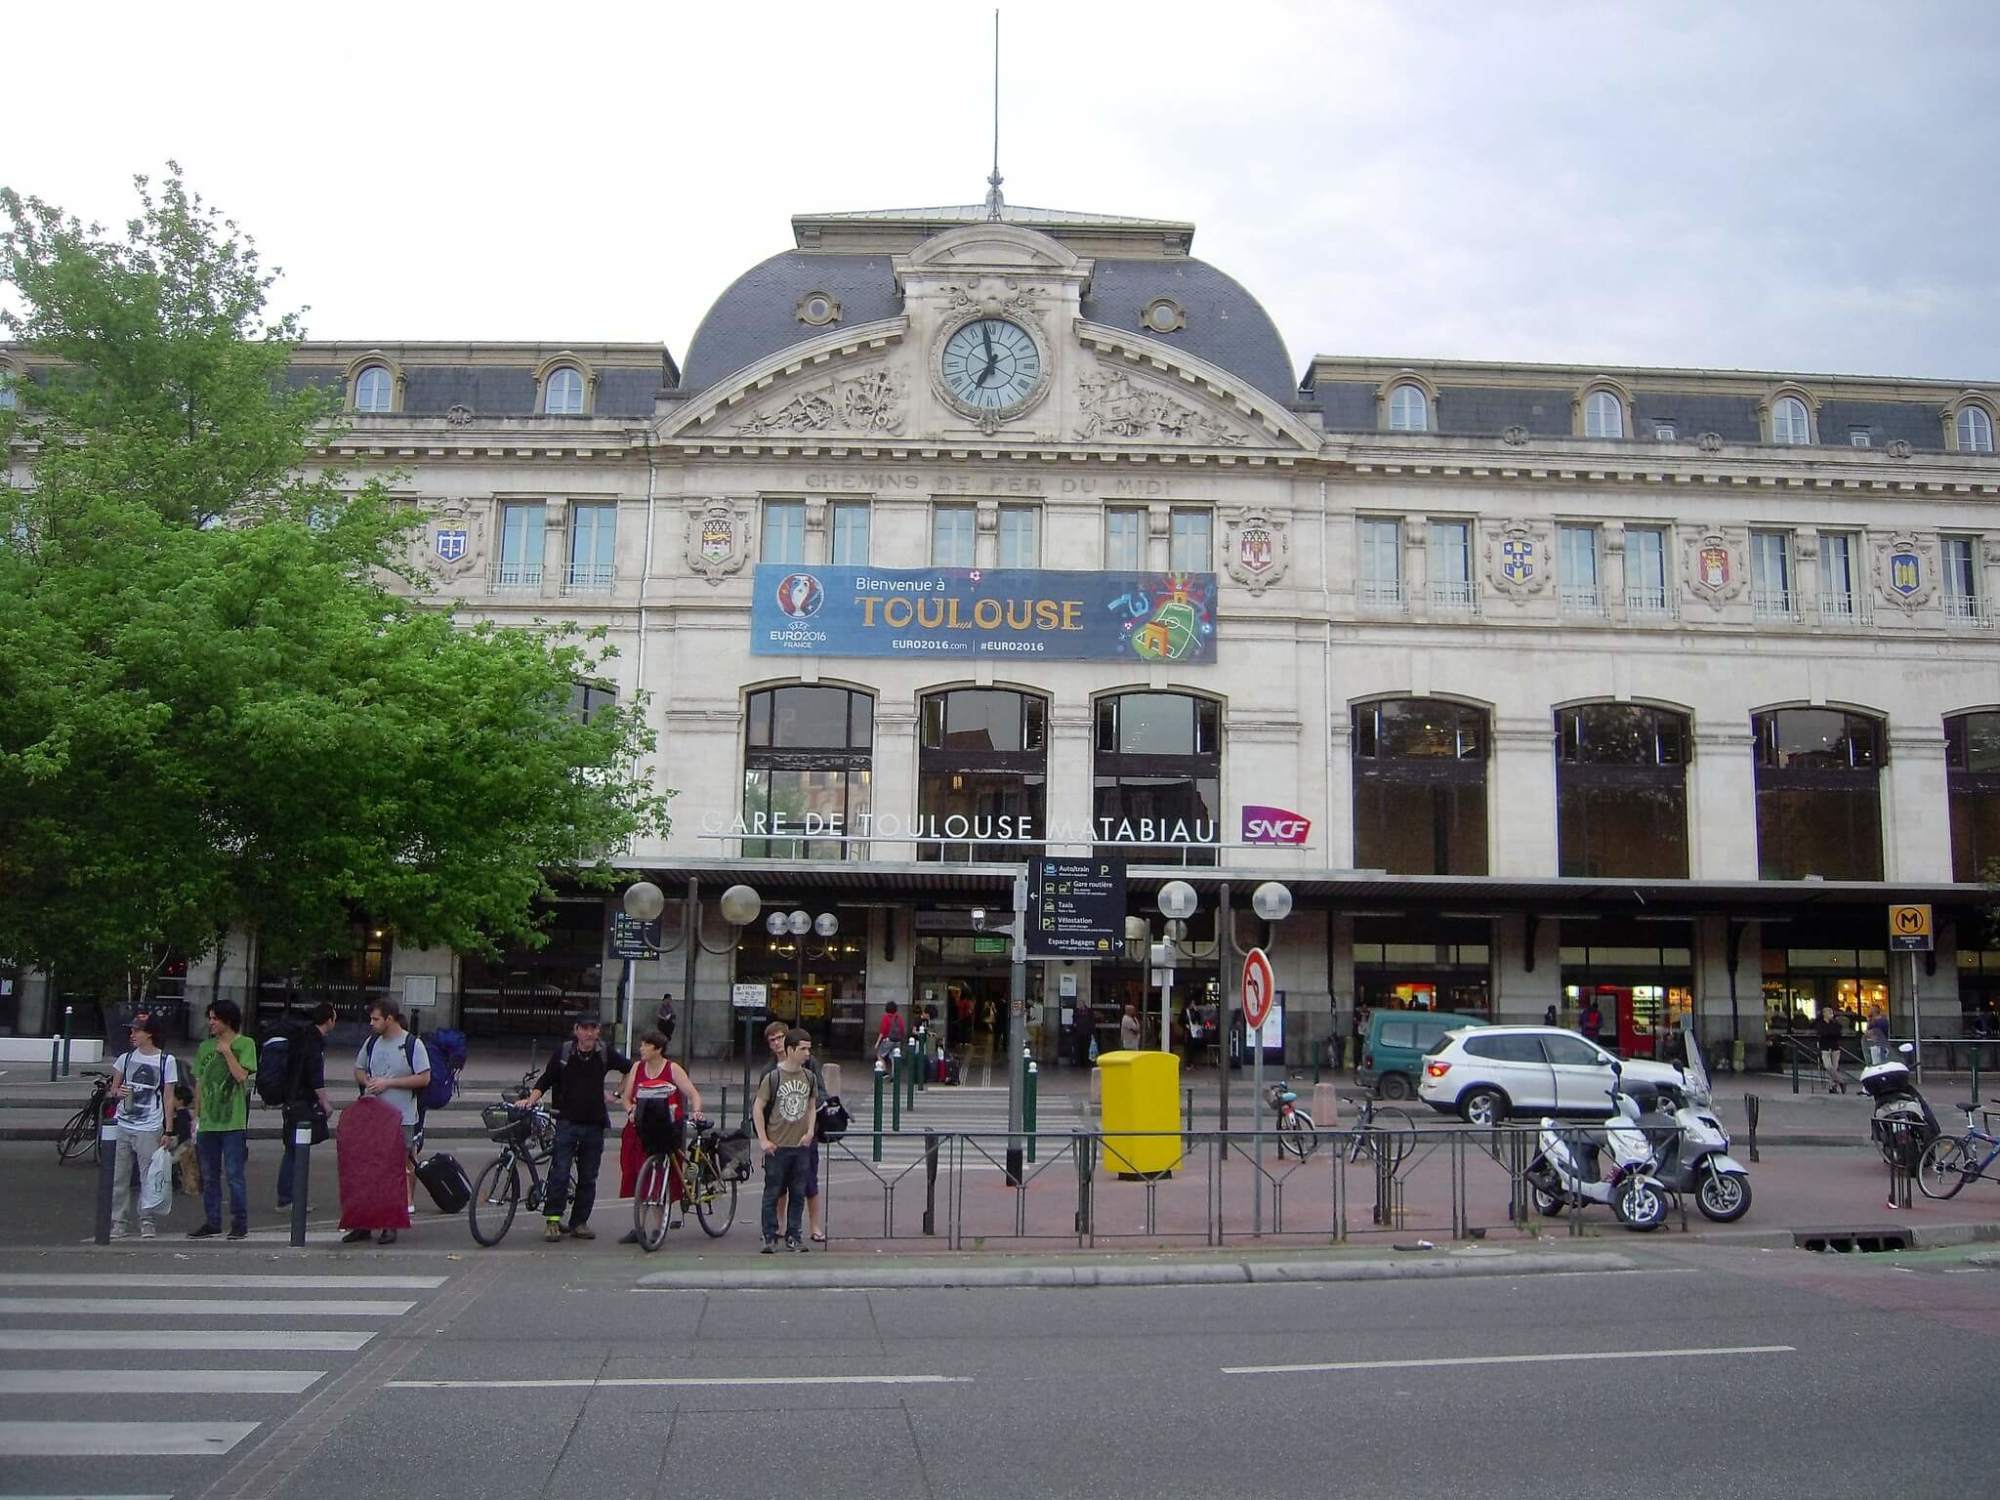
(766, 908), (840, 1037)
(620, 880), (666, 1051)
(646, 880), (762, 1078)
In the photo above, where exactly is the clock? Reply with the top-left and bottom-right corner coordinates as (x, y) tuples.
(938, 317), (1044, 417)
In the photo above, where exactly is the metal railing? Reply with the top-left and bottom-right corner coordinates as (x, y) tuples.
(1427, 579), (1480, 615)
(1750, 587), (1799, 623)
(562, 563), (615, 594)
(1558, 584), (1607, 618)
(1623, 584), (1676, 621)
(1817, 593), (1872, 626)
(1356, 579), (1407, 613)
(491, 561), (543, 590)
(1943, 593), (1994, 628)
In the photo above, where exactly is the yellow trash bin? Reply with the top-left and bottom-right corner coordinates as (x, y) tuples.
(1097, 1049), (1182, 1178)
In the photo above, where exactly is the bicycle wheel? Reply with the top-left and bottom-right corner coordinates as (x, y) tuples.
(1275, 1110), (1318, 1160)
(634, 1155), (671, 1252)
(694, 1156), (737, 1238)
(469, 1156), (521, 1246)
(55, 1105), (97, 1163)
(1370, 1106), (1415, 1169)
(1917, 1136), (1977, 1201)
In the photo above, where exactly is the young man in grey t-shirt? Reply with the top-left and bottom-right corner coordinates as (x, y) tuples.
(341, 999), (431, 1244)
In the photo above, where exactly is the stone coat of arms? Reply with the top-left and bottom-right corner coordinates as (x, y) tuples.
(1483, 520), (1551, 600)
(1682, 529), (1746, 611)
(1873, 531), (1936, 612)
(686, 498), (751, 584)
(1223, 509), (1290, 593)
(419, 498), (483, 580)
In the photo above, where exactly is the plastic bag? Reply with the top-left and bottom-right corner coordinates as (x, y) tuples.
(142, 1142), (175, 1215)
(1088, 1036), (1099, 1063)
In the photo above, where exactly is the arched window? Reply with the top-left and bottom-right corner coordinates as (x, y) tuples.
(1352, 699), (1488, 875)
(353, 364), (393, 413)
(1959, 404), (1995, 454)
(1770, 395), (1811, 445)
(1093, 692), (1220, 866)
(1556, 705), (1690, 878)
(1387, 383), (1429, 432)
(918, 689), (1048, 862)
(743, 685), (874, 860)
(0, 365), (17, 411)
(1751, 708), (1884, 880)
(1584, 389), (1624, 439)
(1946, 712), (2000, 882)
(544, 366), (585, 415)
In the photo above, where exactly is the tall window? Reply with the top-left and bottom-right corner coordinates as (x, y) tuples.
(1387, 383), (1428, 432)
(566, 503), (616, 591)
(1946, 712), (2000, 882)
(998, 505), (1041, 568)
(1771, 395), (1811, 445)
(1958, 405), (1995, 454)
(919, 689), (1048, 862)
(1105, 507), (1144, 571)
(497, 502), (545, 588)
(1751, 708), (1885, 881)
(1556, 704), (1690, 878)
(1358, 517), (1404, 610)
(1352, 699), (1489, 876)
(0, 368), (16, 411)
(761, 500), (805, 564)
(1557, 525), (1602, 615)
(1427, 519), (1474, 612)
(933, 504), (976, 567)
(1093, 693), (1220, 866)
(830, 502), (870, 565)
(1625, 527), (1671, 617)
(1750, 530), (1795, 620)
(1169, 508), (1212, 571)
(1819, 532), (1862, 622)
(743, 685), (873, 860)
(353, 365), (393, 413)
(1584, 390), (1624, 438)
(544, 366), (585, 415)
(1943, 536), (1982, 622)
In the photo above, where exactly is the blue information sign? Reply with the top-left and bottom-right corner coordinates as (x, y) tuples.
(749, 564), (1218, 662)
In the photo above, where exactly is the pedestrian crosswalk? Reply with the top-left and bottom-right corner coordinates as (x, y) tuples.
(0, 1268), (450, 1477)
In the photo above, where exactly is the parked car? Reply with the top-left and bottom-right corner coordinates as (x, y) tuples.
(1358, 1010), (1490, 1099)
(1416, 1025), (1686, 1126)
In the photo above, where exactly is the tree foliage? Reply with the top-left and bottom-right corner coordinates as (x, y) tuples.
(0, 166), (671, 997)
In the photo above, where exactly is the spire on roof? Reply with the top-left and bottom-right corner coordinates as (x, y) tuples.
(985, 10), (1004, 220)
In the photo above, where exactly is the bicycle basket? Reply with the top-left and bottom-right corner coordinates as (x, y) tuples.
(482, 1104), (531, 1146)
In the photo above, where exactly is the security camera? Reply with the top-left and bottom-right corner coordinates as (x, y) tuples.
(971, 907), (987, 930)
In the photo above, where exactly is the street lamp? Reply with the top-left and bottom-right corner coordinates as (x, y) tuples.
(618, 881), (667, 1048)
(765, 907), (839, 1032)
(644, 879), (762, 1067)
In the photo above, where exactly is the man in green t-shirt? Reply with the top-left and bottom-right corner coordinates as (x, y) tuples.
(189, 999), (258, 1239)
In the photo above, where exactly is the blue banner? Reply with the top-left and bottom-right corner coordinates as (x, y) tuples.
(750, 565), (1218, 662)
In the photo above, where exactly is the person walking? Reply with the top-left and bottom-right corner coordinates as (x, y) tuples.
(1071, 998), (1096, 1068)
(1119, 1002), (1142, 1052)
(341, 999), (432, 1245)
(1815, 1007), (1847, 1094)
(514, 1014), (630, 1242)
(754, 1027), (818, 1253)
(617, 1031), (702, 1244)
(188, 999), (257, 1240)
(652, 992), (677, 1050)
(277, 1003), (336, 1212)
(875, 1000), (907, 1065)
(109, 1013), (178, 1239)
(1579, 1000), (1604, 1046)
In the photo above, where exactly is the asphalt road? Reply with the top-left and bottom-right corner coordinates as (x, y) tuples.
(3, 1234), (1999, 1500)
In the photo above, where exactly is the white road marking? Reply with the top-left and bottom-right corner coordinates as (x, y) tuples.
(388, 1373), (971, 1390)
(0, 1421), (261, 1456)
(0, 1368), (324, 1395)
(0, 1297), (413, 1317)
(0, 1329), (376, 1352)
(0, 1273), (444, 1290)
(1223, 1344), (1796, 1375)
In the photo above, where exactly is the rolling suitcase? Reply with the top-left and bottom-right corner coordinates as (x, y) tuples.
(416, 1151), (472, 1214)
(337, 1097), (412, 1233)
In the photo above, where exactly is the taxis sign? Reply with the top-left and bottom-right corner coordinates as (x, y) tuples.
(1888, 904), (1933, 952)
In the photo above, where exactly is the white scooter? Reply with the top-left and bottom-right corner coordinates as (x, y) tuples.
(1525, 1066), (1671, 1232)
(1637, 1083), (1753, 1221)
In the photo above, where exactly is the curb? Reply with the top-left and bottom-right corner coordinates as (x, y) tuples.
(635, 1248), (1639, 1291)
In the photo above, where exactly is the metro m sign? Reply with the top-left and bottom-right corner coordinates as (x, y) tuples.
(1241, 804), (1311, 846)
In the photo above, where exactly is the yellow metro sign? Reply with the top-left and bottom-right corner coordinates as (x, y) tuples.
(1888, 904), (1933, 952)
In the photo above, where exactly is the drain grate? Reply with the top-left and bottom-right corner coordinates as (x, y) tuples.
(1794, 1228), (1914, 1254)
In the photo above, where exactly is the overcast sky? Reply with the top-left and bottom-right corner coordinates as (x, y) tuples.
(9, 0), (1998, 385)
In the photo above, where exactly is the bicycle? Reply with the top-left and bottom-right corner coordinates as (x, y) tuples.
(56, 1072), (113, 1164)
(1344, 1094), (1414, 1168)
(468, 1100), (556, 1246)
(676, 1119), (740, 1239)
(1916, 1101), (2000, 1201)
(1264, 1080), (1318, 1160)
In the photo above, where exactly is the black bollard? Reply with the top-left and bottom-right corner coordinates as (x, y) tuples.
(921, 1129), (940, 1236)
(1744, 1093), (1761, 1163)
(290, 1119), (312, 1248)
(94, 1118), (117, 1246)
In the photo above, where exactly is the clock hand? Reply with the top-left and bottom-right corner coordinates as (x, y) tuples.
(977, 354), (999, 386)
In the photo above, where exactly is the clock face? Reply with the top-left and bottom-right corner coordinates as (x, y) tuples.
(939, 318), (1043, 413)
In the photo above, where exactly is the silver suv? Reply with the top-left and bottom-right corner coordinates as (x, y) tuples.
(1416, 1025), (1686, 1126)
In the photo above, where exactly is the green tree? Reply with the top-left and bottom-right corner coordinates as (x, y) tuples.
(0, 166), (671, 1002)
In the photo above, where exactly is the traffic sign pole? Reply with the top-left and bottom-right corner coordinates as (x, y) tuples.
(1242, 948), (1276, 1236)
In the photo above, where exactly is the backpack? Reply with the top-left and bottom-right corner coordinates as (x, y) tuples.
(256, 1020), (309, 1107)
(418, 1028), (466, 1112)
(816, 1094), (850, 1143)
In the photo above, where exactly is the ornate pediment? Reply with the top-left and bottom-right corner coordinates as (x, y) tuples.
(1071, 324), (1317, 450)
(1075, 359), (1248, 446)
(731, 365), (908, 438)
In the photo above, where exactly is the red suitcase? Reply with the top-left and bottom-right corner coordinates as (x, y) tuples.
(337, 1097), (412, 1233)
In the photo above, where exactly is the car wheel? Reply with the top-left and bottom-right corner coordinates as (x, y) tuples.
(1378, 1072), (1413, 1101)
(1459, 1087), (1507, 1127)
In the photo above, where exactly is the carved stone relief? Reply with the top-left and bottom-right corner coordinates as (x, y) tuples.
(419, 497), (485, 580)
(1222, 508), (1291, 592)
(1873, 530), (1936, 612)
(1074, 363), (1248, 445)
(734, 367), (906, 437)
(685, 497), (751, 584)
(1483, 518), (1552, 599)
(1683, 528), (1746, 610)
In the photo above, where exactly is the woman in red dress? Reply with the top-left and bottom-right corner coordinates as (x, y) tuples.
(617, 1032), (702, 1235)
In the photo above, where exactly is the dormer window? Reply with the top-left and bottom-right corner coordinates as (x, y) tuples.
(1584, 389), (1624, 439)
(1388, 383), (1429, 432)
(1770, 395), (1811, 445)
(1958, 403), (1995, 454)
(544, 367), (585, 416)
(353, 364), (393, 413)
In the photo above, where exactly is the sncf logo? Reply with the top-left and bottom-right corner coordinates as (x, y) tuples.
(1241, 805), (1311, 846)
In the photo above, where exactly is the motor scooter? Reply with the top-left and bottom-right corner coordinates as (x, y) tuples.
(1634, 1083), (1754, 1221)
(1862, 1041), (1938, 1167)
(1525, 1068), (1671, 1232)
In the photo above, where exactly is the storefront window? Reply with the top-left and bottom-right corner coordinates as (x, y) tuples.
(1946, 712), (2000, 883)
(918, 689), (1047, 862)
(1556, 704), (1690, 878)
(1351, 699), (1488, 875)
(1955, 930), (2000, 1044)
(460, 899), (604, 1038)
(1751, 708), (1885, 880)
(1093, 692), (1220, 866)
(1760, 937), (1889, 1050)
(1558, 920), (1694, 1058)
(1353, 917), (1492, 1016)
(743, 685), (873, 859)
(733, 904), (869, 1053)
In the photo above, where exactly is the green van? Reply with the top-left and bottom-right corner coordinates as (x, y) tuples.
(1358, 1010), (1490, 1098)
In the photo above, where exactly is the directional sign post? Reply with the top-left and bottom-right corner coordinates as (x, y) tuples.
(1026, 858), (1127, 959)
(1242, 947), (1276, 1234)
(1888, 904), (1933, 953)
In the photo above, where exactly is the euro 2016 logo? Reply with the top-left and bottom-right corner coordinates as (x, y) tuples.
(775, 573), (824, 618)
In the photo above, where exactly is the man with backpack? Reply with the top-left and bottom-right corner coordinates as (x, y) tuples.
(514, 1014), (631, 1242)
(341, 999), (431, 1245)
(267, 1003), (336, 1211)
(109, 1012), (179, 1239)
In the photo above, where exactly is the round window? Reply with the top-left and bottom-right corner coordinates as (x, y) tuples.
(1143, 298), (1184, 333)
(796, 291), (841, 327)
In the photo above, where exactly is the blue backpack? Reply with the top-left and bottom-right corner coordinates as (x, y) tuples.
(419, 1028), (467, 1112)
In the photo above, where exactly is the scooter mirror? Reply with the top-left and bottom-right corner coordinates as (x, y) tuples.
(1609, 1060), (1623, 1077)
(1898, 1042), (1916, 1056)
